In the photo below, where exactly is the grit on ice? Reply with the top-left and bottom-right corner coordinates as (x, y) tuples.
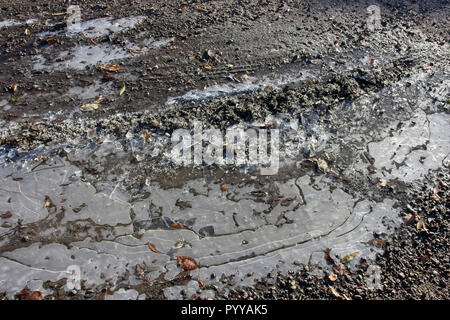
(181, 304), (215, 318)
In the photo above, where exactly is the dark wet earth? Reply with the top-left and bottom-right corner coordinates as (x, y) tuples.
(0, 0), (449, 300)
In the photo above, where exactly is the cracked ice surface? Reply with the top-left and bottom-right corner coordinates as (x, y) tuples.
(0, 153), (402, 298)
(369, 111), (450, 182)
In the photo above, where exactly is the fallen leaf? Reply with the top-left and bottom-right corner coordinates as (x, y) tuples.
(170, 222), (188, 229)
(329, 286), (342, 299)
(106, 288), (114, 295)
(368, 238), (385, 248)
(128, 48), (144, 54)
(198, 280), (205, 287)
(144, 134), (151, 141)
(204, 63), (212, 70)
(146, 242), (163, 254)
(16, 289), (42, 300)
(119, 85), (126, 96)
(329, 286), (350, 300)
(1, 211), (12, 219)
(305, 158), (330, 173)
(80, 102), (100, 112)
(135, 264), (144, 276)
(11, 83), (18, 93)
(403, 213), (417, 225)
(46, 37), (57, 45)
(333, 263), (349, 276)
(177, 256), (199, 271)
(341, 252), (359, 263)
(25, 28), (30, 36)
(100, 64), (120, 72)
(323, 248), (336, 265)
(328, 273), (338, 281)
(417, 217), (428, 232)
(220, 183), (228, 192)
(88, 38), (98, 45)
(432, 180), (441, 201)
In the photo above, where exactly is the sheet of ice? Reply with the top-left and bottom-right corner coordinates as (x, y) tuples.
(39, 16), (147, 38)
(33, 38), (172, 71)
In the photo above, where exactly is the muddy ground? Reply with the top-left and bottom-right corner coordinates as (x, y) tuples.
(0, 0), (449, 300)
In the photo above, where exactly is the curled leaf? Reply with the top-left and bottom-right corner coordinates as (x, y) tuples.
(147, 242), (163, 254)
(177, 256), (199, 271)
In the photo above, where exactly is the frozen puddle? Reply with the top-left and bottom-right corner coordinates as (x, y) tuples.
(33, 14), (172, 71)
(0, 154), (401, 299)
(369, 111), (450, 182)
(39, 16), (147, 38)
(0, 19), (36, 29)
(33, 38), (172, 71)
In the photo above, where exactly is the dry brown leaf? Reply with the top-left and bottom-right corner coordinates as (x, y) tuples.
(204, 63), (212, 70)
(1, 211), (12, 219)
(323, 248), (336, 265)
(11, 83), (18, 93)
(432, 180), (441, 201)
(147, 242), (163, 254)
(100, 64), (120, 72)
(16, 289), (42, 300)
(128, 48), (144, 54)
(80, 102), (100, 112)
(329, 286), (342, 299)
(368, 238), (385, 248)
(88, 38), (98, 45)
(329, 286), (350, 300)
(46, 37), (57, 45)
(177, 256), (199, 271)
(417, 217), (428, 232)
(328, 273), (338, 281)
(198, 280), (205, 287)
(171, 222), (185, 229)
(220, 183), (228, 192)
(403, 213), (416, 224)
